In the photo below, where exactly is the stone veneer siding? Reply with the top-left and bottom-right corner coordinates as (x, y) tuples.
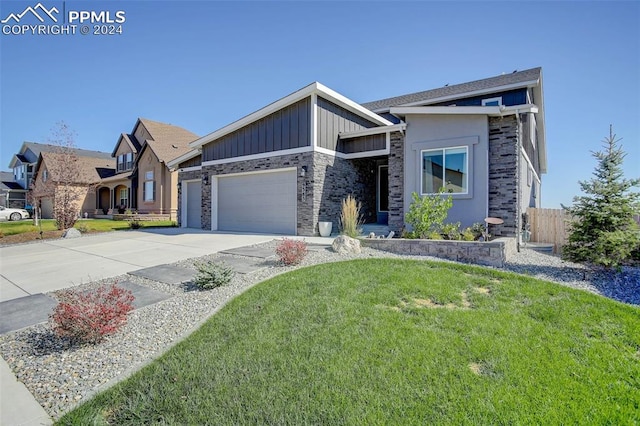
(387, 131), (405, 234)
(200, 152), (315, 234)
(176, 169), (201, 228)
(184, 151), (377, 236)
(488, 115), (520, 238)
(312, 152), (377, 233)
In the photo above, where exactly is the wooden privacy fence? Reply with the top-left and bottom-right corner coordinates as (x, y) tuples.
(526, 208), (571, 252)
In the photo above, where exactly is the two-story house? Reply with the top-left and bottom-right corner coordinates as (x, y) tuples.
(6, 142), (114, 215)
(96, 118), (199, 219)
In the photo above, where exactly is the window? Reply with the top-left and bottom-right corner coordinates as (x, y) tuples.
(117, 153), (134, 172)
(119, 188), (128, 207)
(143, 171), (155, 202)
(482, 97), (502, 106)
(421, 147), (468, 194)
(42, 169), (48, 182)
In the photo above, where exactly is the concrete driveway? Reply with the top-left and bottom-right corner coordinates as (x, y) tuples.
(0, 228), (277, 302)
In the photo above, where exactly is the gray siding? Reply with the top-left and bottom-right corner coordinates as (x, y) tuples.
(179, 156), (202, 169)
(317, 97), (377, 151)
(403, 114), (489, 230)
(202, 97), (311, 162)
(338, 134), (386, 154)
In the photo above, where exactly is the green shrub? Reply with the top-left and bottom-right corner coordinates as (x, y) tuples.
(462, 227), (476, 241)
(193, 260), (235, 290)
(405, 190), (453, 239)
(340, 195), (363, 238)
(128, 219), (141, 229)
(470, 222), (485, 240)
(401, 230), (416, 239)
(427, 231), (443, 240)
(76, 223), (89, 233)
(442, 222), (461, 240)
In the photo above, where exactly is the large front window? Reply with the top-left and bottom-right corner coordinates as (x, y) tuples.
(421, 147), (468, 194)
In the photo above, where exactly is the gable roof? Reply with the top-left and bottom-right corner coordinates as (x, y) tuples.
(135, 118), (199, 164)
(171, 82), (393, 167)
(37, 152), (116, 184)
(361, 67), (542, 112)
(9, 141), (112, 168)
(111, 133), (142, 157)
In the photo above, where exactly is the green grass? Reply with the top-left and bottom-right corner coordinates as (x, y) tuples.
(0, 219), (175, 236)
(58, 259), (640, 425)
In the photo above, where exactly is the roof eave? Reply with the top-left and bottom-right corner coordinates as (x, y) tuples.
(168, 149), (201, 169)
(372, 79), (541, 114)
(390, 104), (538, 119)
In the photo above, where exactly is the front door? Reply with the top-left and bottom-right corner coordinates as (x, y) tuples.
(377, 165), (389, 224)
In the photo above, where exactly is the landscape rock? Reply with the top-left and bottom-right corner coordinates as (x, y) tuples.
(62, 228), (81, 239)
(332, 235), (361, 255)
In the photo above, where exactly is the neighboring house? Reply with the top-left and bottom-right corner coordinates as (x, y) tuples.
(168, 68), (546, 242)
(0, 171), (27, 209)
(5, 142), (116, 213)
(96, 118), (199, 219)
(31, 151), (115, 219)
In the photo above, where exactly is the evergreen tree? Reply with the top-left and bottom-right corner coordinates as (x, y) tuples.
(563, 126), (640, 267)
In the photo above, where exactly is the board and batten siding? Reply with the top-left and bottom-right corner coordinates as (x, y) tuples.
(317, 97), (378, 151)
(338, 134), (386, 154)
(202, 97), (311, 162)
(179, 155), (202, 169)
(432, 89), (528, 108)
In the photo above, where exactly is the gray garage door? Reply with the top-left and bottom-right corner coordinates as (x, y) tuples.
(217, 169), (296, 234)
(185, 181), (201, 228)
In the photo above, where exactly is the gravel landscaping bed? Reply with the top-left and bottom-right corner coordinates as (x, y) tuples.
(0, 241), (637, 420)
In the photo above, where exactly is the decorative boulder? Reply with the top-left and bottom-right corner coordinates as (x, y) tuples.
(62, 228), (82, 239)
(332, 235), (361, 255)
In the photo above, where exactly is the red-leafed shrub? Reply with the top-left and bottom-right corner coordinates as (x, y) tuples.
(50, 284), (134, 344)
(276, 239), (308, 266)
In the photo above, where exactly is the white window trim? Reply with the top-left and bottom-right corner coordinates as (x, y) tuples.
(482, 97), (502, 106)
(420, 146), (469, 196)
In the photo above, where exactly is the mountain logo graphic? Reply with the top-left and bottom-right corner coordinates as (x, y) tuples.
(1, 3), (59, 24)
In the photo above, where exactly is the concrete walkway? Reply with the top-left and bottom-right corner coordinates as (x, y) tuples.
(0, 228), (333, 425)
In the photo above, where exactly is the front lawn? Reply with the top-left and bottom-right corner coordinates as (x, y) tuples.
(59, 259), (640, 424)
(0, 219), (176, 243)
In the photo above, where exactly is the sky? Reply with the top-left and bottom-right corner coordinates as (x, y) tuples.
(1, 0), (638, 209)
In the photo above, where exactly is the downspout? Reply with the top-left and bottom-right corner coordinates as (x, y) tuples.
(515, 110), (522, 253)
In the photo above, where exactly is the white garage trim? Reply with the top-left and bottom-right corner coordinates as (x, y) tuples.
(181, 179), (201, 228)
(211, 167), (297, 234)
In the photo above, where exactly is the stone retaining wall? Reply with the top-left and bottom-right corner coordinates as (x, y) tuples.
(362, 237), (517, 267)
(112, 214), (171, 222)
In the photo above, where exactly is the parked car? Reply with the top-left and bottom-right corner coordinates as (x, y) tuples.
(0, 206), (30, 221)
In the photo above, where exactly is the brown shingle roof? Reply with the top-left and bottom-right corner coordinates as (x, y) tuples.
(361, 67), (542, 111)
(137, 118), (199, 164)
(41, 152), (115, 184)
